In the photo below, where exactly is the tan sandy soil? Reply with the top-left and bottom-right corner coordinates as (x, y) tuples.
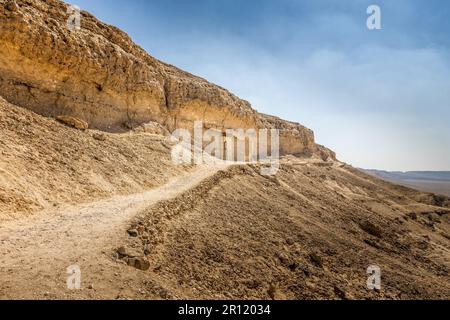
(0, 99), (449, 300)
(0, 163), (226, 299)
(0, 96), (191, 221)
(125, 160), (450, 300)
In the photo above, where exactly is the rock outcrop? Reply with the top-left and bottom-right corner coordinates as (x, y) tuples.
(0, 0), (335, 159)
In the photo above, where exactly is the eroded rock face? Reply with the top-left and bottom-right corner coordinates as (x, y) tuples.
(0, 0), (335, 159)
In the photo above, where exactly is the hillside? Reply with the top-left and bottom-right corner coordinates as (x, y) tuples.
(0, 103), (449, 299)
(0, 95), (191, 221)
(122, 161), (450, 300)
(0, 0), (449, 300)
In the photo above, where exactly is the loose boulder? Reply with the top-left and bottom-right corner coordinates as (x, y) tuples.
(127, 257), (150, 271)
(56, 116), (88, 130)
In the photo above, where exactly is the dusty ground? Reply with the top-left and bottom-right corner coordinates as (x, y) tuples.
(0, 99), (449, 300)
(0, 163), (225, 299)
(122, 160), (450, 300)
(0, 96), (191, 221)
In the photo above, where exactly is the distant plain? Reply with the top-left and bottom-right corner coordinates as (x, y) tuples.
(363, 170), (450, 196)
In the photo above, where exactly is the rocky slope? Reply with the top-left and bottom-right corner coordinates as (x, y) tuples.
(1, 121), (448, 299)
(0, 0), (334, 159)
(0, 95), (191, 221)
(118, 161), (449, 300)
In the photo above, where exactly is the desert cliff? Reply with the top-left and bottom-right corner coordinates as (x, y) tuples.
(0, 0), (334, 159)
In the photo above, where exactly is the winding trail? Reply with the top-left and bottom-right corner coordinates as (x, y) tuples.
(0, 164), (227, 299)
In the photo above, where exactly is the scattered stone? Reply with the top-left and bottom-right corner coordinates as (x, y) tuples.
(133, 121), (170, 136)
(432, 194), (447, 207)
(127, 257), (150, 271)
(288, 262), (298, 271)
(127, 229), (139, 237)
(408, 212), (418, 220)
(267, 285), (277, 300)
(324, 248), (337, 256)
(359, 220), (383, 238)
(243, 279), (261, 289)
(153, 265), (162, 272)
(87, 284), (94, 290)
(286, 238), (295, 245)
(93, 155), (105, 162)
(333, 286), (348, 300)
(364, 238), (382, 249)
(298, 264), (311, 277)
(143, 245), (151, 256)
(435, 210), (450, 217)
(267, 284), (286, 300)
(425, 221), (436, 229)
(394, 217), (404, 225)
(427, 213), (441, 223)
(277, 253), (293, 267)
(309, 252), (323, 268)
(5, 1), (18, 12)
(156, 286), (171, 299)
(117, 246), (141, 258)
(56, 115), (88, 130)
(92, 132), (106, 141)
(123, 122), (134, 130)
(417, 240), (429, 250)
(136, 225), (145, 234)
(117, 246), (127, 256)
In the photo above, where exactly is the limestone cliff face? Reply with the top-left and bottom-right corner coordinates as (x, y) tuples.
(0, 0), (335, 159)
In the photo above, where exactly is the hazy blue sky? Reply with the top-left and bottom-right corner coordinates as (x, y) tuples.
(73, 0), (450, 171)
